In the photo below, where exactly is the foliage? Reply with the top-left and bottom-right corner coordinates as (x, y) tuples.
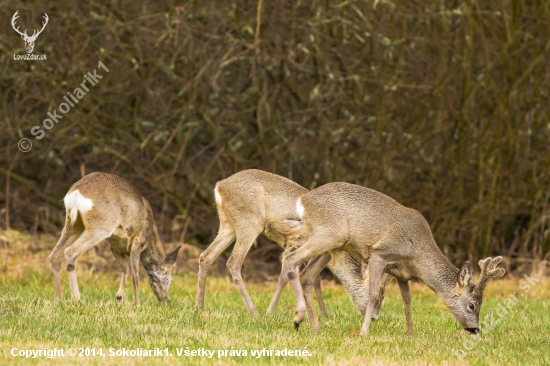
(1, 1), (550, 263)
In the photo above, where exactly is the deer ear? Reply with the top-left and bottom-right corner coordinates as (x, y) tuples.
(164, 245), (181, 266)
(457, 261), (473, 288)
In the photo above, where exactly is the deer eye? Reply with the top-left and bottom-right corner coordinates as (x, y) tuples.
(468, 303), (475, 311)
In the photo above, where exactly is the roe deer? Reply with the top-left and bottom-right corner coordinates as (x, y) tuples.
(279, 182), (505, 335)
(196, 169), (389, 323)
(49, 172), (181, 305)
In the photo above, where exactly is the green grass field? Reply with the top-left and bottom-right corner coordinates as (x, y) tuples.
(1, 231), (549, 365)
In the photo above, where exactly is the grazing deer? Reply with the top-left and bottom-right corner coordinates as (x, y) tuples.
(279, 182), (505, 335)
(196, 169), (389, 322)
(49, 172), (181, 305)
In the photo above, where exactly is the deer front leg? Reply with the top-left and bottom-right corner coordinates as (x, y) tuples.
(360, 255), (386, 336)
(64, 229), (110, 301)
(313, 275), (328, 317)
(129, 242), (143, 306)
(111, 249), (129, 302)
(397, 278), (413, 335)
(372, 273), (393, 320)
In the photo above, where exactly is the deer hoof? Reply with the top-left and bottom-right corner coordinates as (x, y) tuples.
(294, 322), (300, 331)
(116, 296), (122, 302)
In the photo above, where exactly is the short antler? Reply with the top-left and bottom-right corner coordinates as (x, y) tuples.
(11, 11), (28, 38)
(475, 256), (505, 295)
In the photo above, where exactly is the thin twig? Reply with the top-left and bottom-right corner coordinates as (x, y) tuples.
(251, 0), (263, 75)
(5, 151), (20, 229)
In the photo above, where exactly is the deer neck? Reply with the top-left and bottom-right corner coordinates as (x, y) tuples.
(139, 236), (165, 272)
(413, 243), (460, 302)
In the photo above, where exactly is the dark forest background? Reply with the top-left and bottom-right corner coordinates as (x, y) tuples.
(1, 0), (549, 271)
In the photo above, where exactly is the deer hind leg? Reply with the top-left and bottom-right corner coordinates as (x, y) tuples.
(397, 278), (413, 335)
(49, 221), (83, 300)
(360, 255), (387, 336)
(281, 233), (343, 331)
(266, 247), (294, 315)
(299, 253), (331, 332)
(226, 223), (263, 315)
(196, 216), (235, 309)
(268, 254), (329, 318)
(111, 249), (129, 302)
(64, 229), (111, 301)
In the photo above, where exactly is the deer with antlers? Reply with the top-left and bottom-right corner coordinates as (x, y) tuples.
(49, 172), (181, 305)
(11, 11), (49, 53)
(278, 182), (505, 335)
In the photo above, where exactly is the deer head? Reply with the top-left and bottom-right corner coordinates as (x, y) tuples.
(11, 11), (49, 54)
(446, 256), (505, 334)
(146, 246), (181, 302)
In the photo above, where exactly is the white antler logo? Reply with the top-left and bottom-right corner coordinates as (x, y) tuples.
(11, 11), (49, 54)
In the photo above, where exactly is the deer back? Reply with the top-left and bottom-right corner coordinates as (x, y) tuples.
(298, 182), (437, 262)
(67, 172), (154, 249)
(216, 169), (308, 243)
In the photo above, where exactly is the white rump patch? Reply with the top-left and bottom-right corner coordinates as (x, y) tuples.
(296, 198), (305, 219)
(64, 189), (94, 224)
(76, 193), (94, 213)
(64, 190), (78, 210)
(214, 185), (222, 205)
